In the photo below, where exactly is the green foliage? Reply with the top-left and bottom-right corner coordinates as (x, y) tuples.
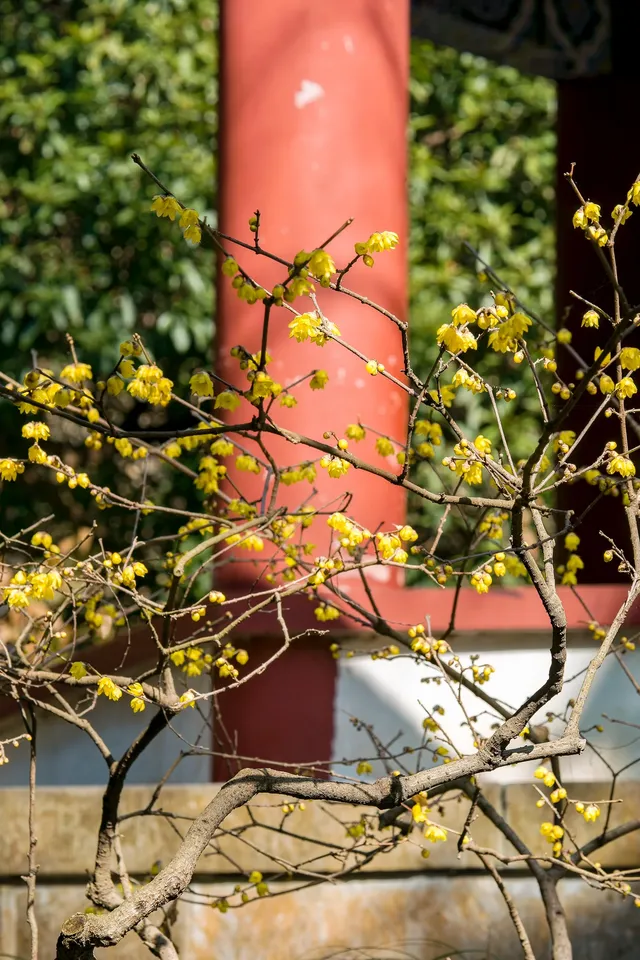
(0, 0), (216, 374)
(409, 41), (556, 364)
(407, 40), (556, 547)
(0, 15), (557, 560)
(0, 0), (217, 538)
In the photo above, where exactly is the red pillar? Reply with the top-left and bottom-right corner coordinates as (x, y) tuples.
(556, 76), (640, 582)
(214, 0), (409, 776)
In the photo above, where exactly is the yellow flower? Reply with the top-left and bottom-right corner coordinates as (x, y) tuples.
(179, 207), (200, 228)
(583, 803), (600, 822)
(151, 195), (182, 220)
(356, 761), (372, 775)
(566, 554), (584, 574)
(550, 787), (567, 803)
(70, 662), (87, 680)
(584, 201), (601, 222)
(628, 182), (640, 206)
(3, 585), (30, 608)
(214, 390), (241, 411)
(226, 533), (264, 552)
(470, 572), (492, 594)
(236, 454), (261, 474)
(563, 533), (579, 553)
(375, 436), (394, 457)
(415, 442), (433, 459)
(31, 531), (53, 549)
(190, 371), (214, 397)
(365, 359), (379, 375)
(540, 822), (564, 842)
(320, 455), (350, 478)
(117, 358), (135, 379)
(366, 231), (399, 252)
(0, 459), (25, 481)
(554, 430), (576, 452)
(22, 421), (50, 441)
(572, 206), (587, 229)
(581, 310), (599, 328)
(287, 275), (314, 299)
(612, 204), (632, 224)
(375, 533), (407, 563)
(315, 604), (340, 622)
(429, 384), (456, 407)
(119, 339), (141, 357)
(288, 312), (322, 342)
(97, 677), (122, 701)
(451, 303), (476, 326)
(452, 368), (484, 393)
(221, 257), (239, 277)
(556, 328), (572, 344)
(183, 223), (201, 244)
(616, 377), (637, 399)
(398, 525), (418, 542)
(436, 323), (477, 354)
(114, 438), (133, 458)
(307, 249), (336, 283)
(588, 224), (608, 246)
(423, 823), (447, 843)
(209, 438), (234, 457)
(209, 590), (226, 604)
(474, 435), (492, 456)
(599, 375), (615, 394)
(345, 423), (366, 442)
(412, 802), (429, 824)
(164, 441), (182, 459)
(130, 697), (146, 713)
(127, 365), (173, 406)
(608, 455), (635, 478)
(119, 562), (146, 587)
(247, 370), (276, 400)
(179, 690), (197, 708)
(413, 421), (436, 442)
(61, 362), (93, 384)
(107, 376), (124, 395)
(621, 348), (640, 371)
(28, 443), (47, 464)
(310, 370), (329, 390)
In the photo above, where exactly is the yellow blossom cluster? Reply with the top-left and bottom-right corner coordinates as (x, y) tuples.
(2, 567), (63, 609)
(327, 512), (371, 551)
(353, 231), (399, 267)
(151, 196), (201, 243)
(442, 435), (492, 488)
(572, 201), (607, 245)
(315, 603), (340, 622)
(540, 821), (565, 855)
(281, 462), (316, 486)
(128, 364), (173, 406)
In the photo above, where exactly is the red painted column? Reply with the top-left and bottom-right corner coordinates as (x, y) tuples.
(214, 0), (409, 776)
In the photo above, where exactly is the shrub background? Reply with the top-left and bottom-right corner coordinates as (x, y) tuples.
(0, 2), (555, 538)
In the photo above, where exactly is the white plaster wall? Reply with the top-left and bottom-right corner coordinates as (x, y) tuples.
(333, 643), (640, 783)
